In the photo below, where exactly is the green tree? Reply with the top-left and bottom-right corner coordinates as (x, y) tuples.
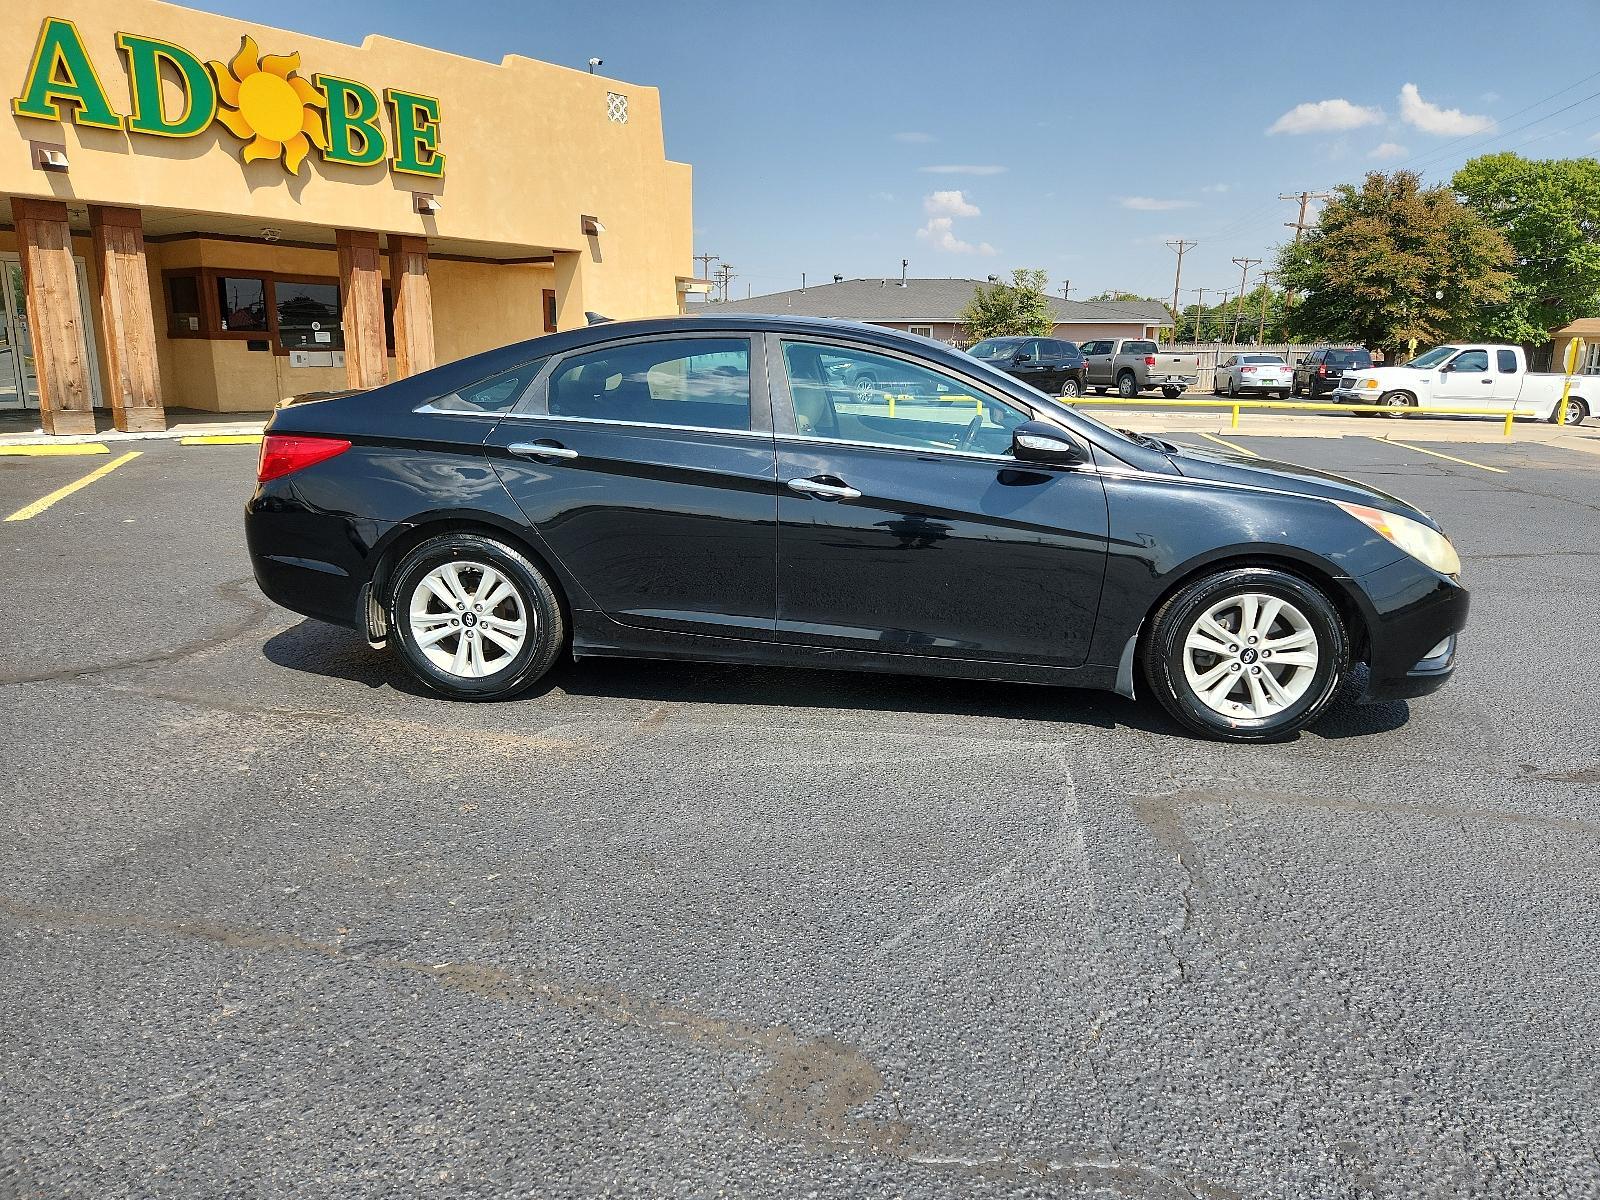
(1452, 152), (1600, 346)
(961, 268), (1053, 340)
(1275, 170), (1513, 361)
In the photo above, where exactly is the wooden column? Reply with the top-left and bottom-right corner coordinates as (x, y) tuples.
(388, 235), (435, 378)
(88, 205), (165, 433)
(552, 250), (590, 333)
(12, 198), (96, 435)
(336, 229), (387, 390)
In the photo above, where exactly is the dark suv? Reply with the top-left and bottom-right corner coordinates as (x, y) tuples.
(1293, 347), (1373, 398)
(967, 337), (1088, 398)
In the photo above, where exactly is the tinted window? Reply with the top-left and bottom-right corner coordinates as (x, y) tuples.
(1243, 355), (1284, 364)
(1451, 349), (1489, 373)
(1324, 349), (1371, 369)
(216, 276), (268, 332)
(783, 341), (1028, 456)
(548, 338), (751, 430)
(1054, 340), (1081, 357)
(968, 338), (1025, 361)
(428, 357), (548, 414)
(1123, 340), (1157, 355)
(166, 273), (201, 335)
(1497, 349), (1518, 374)
(275, 280), (342, 351)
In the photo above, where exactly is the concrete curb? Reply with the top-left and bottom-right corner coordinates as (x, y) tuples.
(0, 420), (268, 449)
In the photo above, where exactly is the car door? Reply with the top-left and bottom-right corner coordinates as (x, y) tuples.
(1490, 348), (1524, 410)
(1218, 355), (1236, 391)
(1431, 348), (1493, 407)
(1010, 339), (1051, 388)
(483, 333), (778, 639)
(1081, 341), (1107, 387)
(768, 335), (1110, 666)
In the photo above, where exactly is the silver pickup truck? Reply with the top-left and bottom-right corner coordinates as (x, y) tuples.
(1079, 338), (1202, 398)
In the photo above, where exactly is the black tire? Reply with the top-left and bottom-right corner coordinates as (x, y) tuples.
(1059, 377), (1082, 399)
(1117, 372), (1139, 399)
(1278, 390), (1292, 400)
(1140, 567), (1349, 743)
(1551, 397), (1589, 426)
(1162, 386), (1183, 399)
(1226, 376), (1239, 399)
(1376, 390), (1416, 419)
(388, 532), (565, 700)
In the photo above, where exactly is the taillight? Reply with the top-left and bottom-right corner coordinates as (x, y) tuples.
(1144, 355), (1157, 366)
(257, 434), (352, 483)
(1318, 363), (1327, 377)
(1242, 366), (1256, 373)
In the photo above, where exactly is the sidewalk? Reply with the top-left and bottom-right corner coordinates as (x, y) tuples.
(0, 408), (271, 446)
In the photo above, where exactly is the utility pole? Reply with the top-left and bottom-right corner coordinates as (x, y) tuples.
(1166, 239), (1195, 330)
(1279, 191), (1332, 240)
(1060, 280), (1072, 299)
(1230, 257), (1262, 343)
(1256, 272), (1274, 343)
(694, 253), (719, 287)
(713, 264), (736, 303)
(1190, 286), (1210, 342)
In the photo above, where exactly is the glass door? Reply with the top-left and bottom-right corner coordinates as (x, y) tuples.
(0, 253), (102, 411)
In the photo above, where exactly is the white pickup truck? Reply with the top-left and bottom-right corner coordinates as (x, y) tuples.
(1332, 344), (1590, 425)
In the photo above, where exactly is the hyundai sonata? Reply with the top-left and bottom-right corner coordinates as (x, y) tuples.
(246, 316), (1467, 742)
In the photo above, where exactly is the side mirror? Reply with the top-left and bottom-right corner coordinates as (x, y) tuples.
(1013, 352), (1031, 364)
(1011, 420), (1086, 466)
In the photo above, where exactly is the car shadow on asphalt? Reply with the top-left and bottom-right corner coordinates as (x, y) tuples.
(261, 621), (1410, 744)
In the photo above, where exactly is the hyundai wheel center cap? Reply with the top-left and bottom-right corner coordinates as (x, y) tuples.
(1240, 647), (1258, 664)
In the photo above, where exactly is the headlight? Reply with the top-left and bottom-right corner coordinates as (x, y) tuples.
(1335, 501), (1461, 576)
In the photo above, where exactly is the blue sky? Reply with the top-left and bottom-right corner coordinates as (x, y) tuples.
(193, 0), (1600, 305)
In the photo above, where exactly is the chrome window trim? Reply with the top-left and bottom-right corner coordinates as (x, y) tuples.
(493, 409), (773, 441)
(776, 430), (1080, 468)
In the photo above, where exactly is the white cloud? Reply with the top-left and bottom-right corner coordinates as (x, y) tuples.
(916, 216), (995, 255)
(1267, 98), (1384, 135)
(1368, 141), (1408, 160)
(1399, 83), (1495, 136)
(924, 190), (981, 218)
(919, 164), (1006, 176)
(1121, 196), (1197, 211)
(1201, 182), (1231, 193)
(894, 131), (935, 143)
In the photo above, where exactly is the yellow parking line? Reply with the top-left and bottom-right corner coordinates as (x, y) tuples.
(179, 434), (262, 445)
(4, 451), (142, 522)
(1363, 436), (1506, 474)
(0, 442), (111, 456)
(1198, 431), (1259, 457)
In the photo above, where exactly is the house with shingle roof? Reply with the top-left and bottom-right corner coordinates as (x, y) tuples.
(698, 278), (1172, 345)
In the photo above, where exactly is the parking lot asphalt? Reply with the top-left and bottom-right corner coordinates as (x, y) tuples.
(2, 436), (1597, 1199)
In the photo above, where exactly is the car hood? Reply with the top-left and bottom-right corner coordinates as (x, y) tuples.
(1162, 441), (1438, 529)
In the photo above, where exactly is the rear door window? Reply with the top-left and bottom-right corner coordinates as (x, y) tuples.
(1497, 349), (1519, 374)
(546, 338), (752, 430)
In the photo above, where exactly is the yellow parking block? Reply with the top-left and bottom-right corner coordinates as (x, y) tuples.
(0, 442), (111, 456)
(4, 451), (142, 521)
(179, 434), (263, 445)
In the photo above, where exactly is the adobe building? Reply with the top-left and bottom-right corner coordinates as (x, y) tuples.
(1, 0), (696, 434)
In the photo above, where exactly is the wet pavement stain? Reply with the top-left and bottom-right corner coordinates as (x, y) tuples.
(0, 894), (1239, 1199)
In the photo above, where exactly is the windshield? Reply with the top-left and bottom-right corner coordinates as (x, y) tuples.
(968, 338), (1024, 361)
(959, 349), (1138, 445)
(1406, 346), (1458, 369)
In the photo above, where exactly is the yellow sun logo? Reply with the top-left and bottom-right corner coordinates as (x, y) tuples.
(209, 36), (327, 174)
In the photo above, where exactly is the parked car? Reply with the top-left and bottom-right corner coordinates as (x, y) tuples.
(966, 336), (1088, 397)
(246, 316), (1468, 743)
(1080, 338), (1202, 399)
(1293, 347), (1372, 398)
(1215, 353), (1292, 399)
(1333, 344), (1591, 424)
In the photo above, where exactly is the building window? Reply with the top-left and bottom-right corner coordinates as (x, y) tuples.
(907, 324), (935, 339)
(165, 272), (203, 336)
(275, 279), (343, 351)
(606, 92), (628, 124)
(543, 288), (558, 333)
(215, 275), (269, 333)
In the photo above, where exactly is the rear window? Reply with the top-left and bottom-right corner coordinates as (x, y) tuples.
(1122, 341), (1157, 355)
(1243, 355), (1284, 364)
(1325, 349), (1372, 369)
(425, 357), (548, 414)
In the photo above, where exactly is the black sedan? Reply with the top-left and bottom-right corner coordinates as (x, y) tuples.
(967, 336), (1089, 398)
(246, 316), (1467, 742)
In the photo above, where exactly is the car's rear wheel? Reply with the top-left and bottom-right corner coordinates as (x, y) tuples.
(1553, 397), (1589, 426)
(1059, 377), (1082, 399)
(1141, 567), (1348, 742)
(389, 532), (565, 700)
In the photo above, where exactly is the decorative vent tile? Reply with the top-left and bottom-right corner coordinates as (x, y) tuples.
(606, 92), (628, 124)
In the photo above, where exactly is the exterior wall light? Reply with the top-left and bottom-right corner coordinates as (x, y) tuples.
(413, 193), (441, 215)
(581, 214), (605, 236)
(32, 141), (69, 172)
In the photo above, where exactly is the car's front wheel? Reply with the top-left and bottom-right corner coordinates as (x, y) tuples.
(1141, 567), (1348, 742)
(1117, 373), (1139, 398)
(389, 532), (565, 700)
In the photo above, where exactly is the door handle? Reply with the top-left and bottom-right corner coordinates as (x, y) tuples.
(508, 440), (578, 460)
(787, 476), (861, 501)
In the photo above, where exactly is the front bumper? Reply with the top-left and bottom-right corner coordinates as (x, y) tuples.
(1353, 556), (1470, 702)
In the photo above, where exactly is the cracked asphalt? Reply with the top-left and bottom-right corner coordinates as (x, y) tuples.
(1, 433), (1597, 1199)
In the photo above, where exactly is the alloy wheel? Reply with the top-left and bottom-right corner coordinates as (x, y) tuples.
(408, 560), (530, 679)
(1181, 592), (1320, 719)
